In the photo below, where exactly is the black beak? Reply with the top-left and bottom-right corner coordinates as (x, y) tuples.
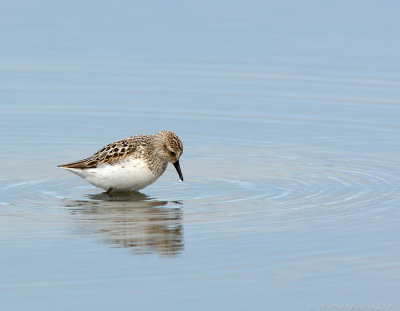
(173, 160), (184, 182)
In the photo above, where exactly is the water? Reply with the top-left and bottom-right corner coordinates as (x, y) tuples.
(1, 1), (400, 310)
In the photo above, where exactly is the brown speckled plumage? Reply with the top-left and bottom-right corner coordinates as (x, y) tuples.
(58, 135), (151, 169)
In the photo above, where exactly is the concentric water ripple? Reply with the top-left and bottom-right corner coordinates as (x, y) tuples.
(1, 155), (398, 221)
(269, 162), (399, 209)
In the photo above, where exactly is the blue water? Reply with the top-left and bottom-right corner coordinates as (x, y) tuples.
(1, 1), (400, 310)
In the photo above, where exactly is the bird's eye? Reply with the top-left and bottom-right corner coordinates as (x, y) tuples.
(170, 151), (176, 156)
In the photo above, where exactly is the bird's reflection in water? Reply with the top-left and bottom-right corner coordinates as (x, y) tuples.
(66, 192), (184, 256)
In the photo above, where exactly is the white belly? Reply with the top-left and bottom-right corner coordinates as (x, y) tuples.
(63, 158), (163, 191)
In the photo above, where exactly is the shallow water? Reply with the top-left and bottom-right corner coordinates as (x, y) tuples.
(1, 1), (400, 310)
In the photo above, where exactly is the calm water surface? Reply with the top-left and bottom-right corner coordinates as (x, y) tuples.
(1, 1), (400, 310)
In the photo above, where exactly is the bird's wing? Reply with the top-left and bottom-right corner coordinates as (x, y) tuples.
(57, 137), (142, 169)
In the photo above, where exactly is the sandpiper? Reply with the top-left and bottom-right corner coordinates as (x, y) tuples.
(58, 131), (183, 193)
